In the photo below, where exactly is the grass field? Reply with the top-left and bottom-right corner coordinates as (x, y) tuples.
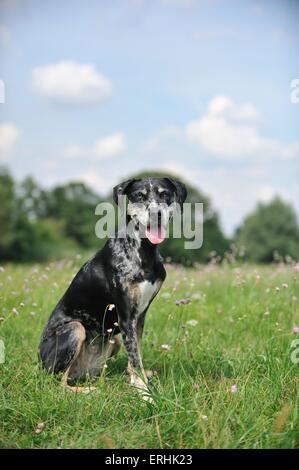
(0, 258), (298, 449)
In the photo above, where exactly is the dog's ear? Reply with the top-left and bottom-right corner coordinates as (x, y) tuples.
(163, 177), (187, 208)
(113, 179), (139, 205)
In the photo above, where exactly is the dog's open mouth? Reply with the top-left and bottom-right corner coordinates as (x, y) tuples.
(145, 224), (166, 245)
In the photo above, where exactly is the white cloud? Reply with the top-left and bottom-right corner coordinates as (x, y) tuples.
(93, 133), (127, 159)
(186, 95), (299, 161)
(78, 170), (113, 193)
(159, 160), (195, 181)
(0, 122), (20, 160)
(140, 95), (299, 234)
(206, 96), (261, 124)
(282, 142), (299, 160)
(41, 168), (113, 194)
(256, 185), (276, 203)
(32, 61), (112, 106)
(64, 132), (127, 160)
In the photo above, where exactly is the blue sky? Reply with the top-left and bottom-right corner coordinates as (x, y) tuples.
(0, 0), (298, 235)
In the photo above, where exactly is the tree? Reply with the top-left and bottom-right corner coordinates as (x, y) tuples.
(46, 182), (103, 247)
(0, 169), (79, 262)
(17, 176), (49, 220)
(0, 168), (16, 260)
(10, 217), (77, 262)
(235, 197), (299, 262)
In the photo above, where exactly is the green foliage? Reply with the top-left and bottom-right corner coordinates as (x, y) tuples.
(0, 170), (104, 262)
(17, 176), (49, 220)
(9, 218), (77, 262)
(0, 168), (15, 259)
(235, 198), (299, 262)
(45, 182), (102, 248)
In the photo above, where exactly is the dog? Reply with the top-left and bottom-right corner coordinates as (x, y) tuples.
(38, 177), (187, 399)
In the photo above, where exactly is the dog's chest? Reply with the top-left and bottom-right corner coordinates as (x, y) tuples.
(135, 280), (162, 315)
(111, 238), (142, 283)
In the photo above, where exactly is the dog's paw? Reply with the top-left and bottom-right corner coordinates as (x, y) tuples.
(141, 391), (154, 404)
(130, 377), (154, 403)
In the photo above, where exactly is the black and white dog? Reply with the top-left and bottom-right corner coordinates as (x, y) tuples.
(38, 177), (187, 399)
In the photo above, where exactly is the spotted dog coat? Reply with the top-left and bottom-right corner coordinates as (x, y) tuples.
(38, 177), (187, 396)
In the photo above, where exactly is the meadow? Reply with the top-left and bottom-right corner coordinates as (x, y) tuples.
(0, 257), (298, 449)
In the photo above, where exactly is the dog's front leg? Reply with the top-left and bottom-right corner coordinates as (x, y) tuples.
(117, 309), (152, 401)
(120, 316), (147, 384)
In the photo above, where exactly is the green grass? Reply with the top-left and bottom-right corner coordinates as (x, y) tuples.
(0, 258), (299, 448)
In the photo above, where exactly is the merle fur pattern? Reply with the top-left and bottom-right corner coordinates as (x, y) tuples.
(38, 177), (187, 384)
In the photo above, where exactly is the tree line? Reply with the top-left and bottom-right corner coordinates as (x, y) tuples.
(0, 167), (298, 264)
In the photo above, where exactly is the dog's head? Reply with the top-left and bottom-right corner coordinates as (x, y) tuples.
(113, 177), (187, 244)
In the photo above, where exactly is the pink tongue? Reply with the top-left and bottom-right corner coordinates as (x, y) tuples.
(145, 226), (166, 244)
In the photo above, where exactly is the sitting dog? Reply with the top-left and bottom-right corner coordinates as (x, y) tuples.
(38, 177), (187, 399)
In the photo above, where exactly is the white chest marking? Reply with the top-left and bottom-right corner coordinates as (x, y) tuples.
(137, 280), (160, 315)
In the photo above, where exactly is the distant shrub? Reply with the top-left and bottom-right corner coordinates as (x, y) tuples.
(235, 198), (299, 262)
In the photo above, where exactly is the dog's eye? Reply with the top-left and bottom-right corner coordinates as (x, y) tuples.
(134, 191), (145, 201)
(159, 190), (169, 198)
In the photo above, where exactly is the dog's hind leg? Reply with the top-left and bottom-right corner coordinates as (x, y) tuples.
(77, 333), (122, 378)
(39, 320), (95, 394)
(60, 324), (98, 394)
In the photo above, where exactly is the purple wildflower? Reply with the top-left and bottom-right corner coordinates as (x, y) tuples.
(175, 298), (191, 305)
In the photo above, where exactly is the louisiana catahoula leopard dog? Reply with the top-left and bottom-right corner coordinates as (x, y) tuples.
(38, 177), (187, 401)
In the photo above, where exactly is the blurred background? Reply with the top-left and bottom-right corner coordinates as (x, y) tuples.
(0, 0), (298, 264)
